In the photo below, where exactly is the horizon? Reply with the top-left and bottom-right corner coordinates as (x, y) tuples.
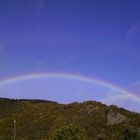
(0, 72), (140, 113)
(0, 0), (140, 113)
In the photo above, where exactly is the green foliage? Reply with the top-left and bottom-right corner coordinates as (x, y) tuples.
(95, 134), (108, 140)
(119, 125), (140, 140)
(0, 98), (140, 140)
(49, 125), (88, 140)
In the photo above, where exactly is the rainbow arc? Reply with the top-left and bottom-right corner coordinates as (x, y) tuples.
(0, 73), (139, 102)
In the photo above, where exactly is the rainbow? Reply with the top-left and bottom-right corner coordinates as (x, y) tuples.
(0, 72), (139, 102)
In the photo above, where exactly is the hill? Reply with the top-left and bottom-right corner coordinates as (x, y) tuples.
(0, 98), (140, 140)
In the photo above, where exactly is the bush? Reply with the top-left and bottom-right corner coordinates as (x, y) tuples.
(49, 125), (88, 140)
(95, 134), (108, 140)
(119, 125), (140, 140)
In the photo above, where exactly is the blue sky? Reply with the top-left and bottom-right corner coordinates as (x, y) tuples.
(0, 0), (140, 112)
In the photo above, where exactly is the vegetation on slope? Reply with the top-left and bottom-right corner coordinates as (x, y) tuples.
(0, 98), (140, 140)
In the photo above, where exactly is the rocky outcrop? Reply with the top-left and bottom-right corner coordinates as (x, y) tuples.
(80, 104), (100, 114)
(107, 109), (129, 125)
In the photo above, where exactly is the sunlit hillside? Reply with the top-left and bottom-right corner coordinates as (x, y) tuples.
(0, 98), (140, 140)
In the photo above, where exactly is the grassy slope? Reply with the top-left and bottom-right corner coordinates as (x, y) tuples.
(0, 98), (140, 140)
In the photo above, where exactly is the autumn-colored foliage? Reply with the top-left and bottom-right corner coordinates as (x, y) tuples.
(0, 98), (140, 140)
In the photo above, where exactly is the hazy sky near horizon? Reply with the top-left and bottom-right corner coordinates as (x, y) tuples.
(0, 0), (140, 112)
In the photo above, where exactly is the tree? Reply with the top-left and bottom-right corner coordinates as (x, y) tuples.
(49, 125), (88, 140)
(119, 125), (140, 140)
(95, 134), (108, 140)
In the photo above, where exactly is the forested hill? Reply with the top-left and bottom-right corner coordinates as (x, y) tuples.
(0, 98), (140, 140)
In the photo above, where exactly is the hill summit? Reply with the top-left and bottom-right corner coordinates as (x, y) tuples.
(0, 98), (140, 140)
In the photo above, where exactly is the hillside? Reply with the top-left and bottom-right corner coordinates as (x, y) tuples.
(0, 98), (140, 140)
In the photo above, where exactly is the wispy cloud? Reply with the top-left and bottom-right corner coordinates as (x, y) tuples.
(101, 89), (140, 113)
(126, 25), (139, 35)
(37, 61), (46, 66)
(129, 81), (140, 95)
(29, 0), (45, 14)
(37, 0), (45, 11)
(102, 94), (140, 113)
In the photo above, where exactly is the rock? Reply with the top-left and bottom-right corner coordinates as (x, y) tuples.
(80, 104), (100, 114)
(107, 109), (129, 125)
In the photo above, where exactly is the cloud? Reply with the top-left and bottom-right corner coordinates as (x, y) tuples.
(128, 81), (140, 95)
(37, 0), (45, 10)
(126, 25), (139, 35)
(129, 81), (140, 88)
(29, 0), (45, 13)
(101, 89), (140, 113)
(37, 60), (45, 65)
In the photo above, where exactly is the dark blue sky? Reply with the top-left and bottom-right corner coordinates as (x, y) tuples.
(0, 0), (140, 88)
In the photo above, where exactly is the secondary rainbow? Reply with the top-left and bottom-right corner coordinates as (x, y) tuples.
(0, 72), (139, 102)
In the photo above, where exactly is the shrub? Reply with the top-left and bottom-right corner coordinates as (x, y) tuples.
(119, 125), (140, 140)
(49, 125), (88, 140)
(95, 134), (108, 140)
